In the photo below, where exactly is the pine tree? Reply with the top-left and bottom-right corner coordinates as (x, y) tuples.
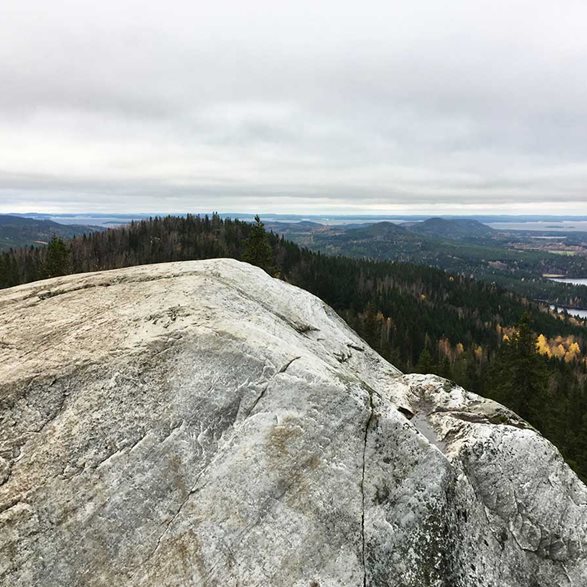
(242, 215), (273, 273)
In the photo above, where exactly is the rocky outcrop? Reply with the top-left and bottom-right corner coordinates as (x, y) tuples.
(0, 259), (585, 586)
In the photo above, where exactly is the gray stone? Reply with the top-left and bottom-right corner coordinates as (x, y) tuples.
(0, 259), (585, 586)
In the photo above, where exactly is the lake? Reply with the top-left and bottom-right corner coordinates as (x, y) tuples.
(550, 278), (587, 286)
(550, 306), (587, 320)
(489, 220), (587, 232)
(548, 277), (587, 319)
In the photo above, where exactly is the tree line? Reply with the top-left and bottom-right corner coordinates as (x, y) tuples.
(1, 213), (586, 481)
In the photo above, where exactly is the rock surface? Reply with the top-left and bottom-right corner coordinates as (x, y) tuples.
(0, 258), (586, 586)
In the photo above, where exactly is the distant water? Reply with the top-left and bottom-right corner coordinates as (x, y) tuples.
(548, 278), (587, 319)
(550, 306), (587, 320)
(24, 213), (407, 228)
(489, 220), (587, 232)
(550, 278), (587, 287)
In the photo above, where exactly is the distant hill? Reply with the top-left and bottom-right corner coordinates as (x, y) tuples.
(405, 217), (495, 240)
(264, 220), (326, 236)
(0, 215), (101, 250)
(267, 219), (587, 308)
(344, 221), (413, 240)
(2, 213), (587, 485)
(268, 217), (495, 243)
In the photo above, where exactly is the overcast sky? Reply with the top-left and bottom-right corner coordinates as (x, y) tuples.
(1, 0), (586, 215)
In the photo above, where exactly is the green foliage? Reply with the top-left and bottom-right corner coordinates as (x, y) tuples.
(0, 214), (98, 251)
(485, 316), (587, 481)
(43, 236), (70, 278)
(242, 215), (273, 273)
(275, 220), (587, 308)
(1, 213), (586, 481)
(489, 314), (549, 424)
(415, 346), (435, 374)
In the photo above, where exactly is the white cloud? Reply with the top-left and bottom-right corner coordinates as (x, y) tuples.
(0, 0), (586, 213)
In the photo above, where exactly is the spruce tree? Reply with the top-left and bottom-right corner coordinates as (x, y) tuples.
(416, 345), (435, 374)
(242, 215), (273, 273)
(490, 314), (548, 425)
(43, 235), (70, 278)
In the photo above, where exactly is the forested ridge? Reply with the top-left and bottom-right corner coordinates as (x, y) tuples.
(0, 214), (100, 251)
(269, 219), (587, 308)
(1, 213), (586, 481)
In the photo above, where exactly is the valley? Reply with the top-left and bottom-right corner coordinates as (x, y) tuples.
(266, 217), (587, 310)
(0, 214), (102, 251)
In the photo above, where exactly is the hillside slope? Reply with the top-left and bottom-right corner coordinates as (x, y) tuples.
(1, 259), (585, 586)
(270, 219), (587, 308)
(405, 217), (495, 240)
(0, 214), (99, 250)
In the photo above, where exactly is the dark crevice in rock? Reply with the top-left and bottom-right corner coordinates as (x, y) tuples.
(17, 270), (215, 306)
(347, 343), (364, 352)
(245, 383), (271, 419)
(0, 459), (13, 486)
(95, 428), (162, 472)
(279, 356), (301, 374)
(360, 387), (375, 587)
(397, 406), (414, 420)
(30, 282), (105, 301)
(246, 357), (301, 417)
(0, 497), (25, 515)
(294, 324), (319, 335)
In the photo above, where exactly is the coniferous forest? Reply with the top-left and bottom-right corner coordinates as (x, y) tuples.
(1, 213), (586, 481)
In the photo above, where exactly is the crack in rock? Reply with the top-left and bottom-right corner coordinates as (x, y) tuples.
(246, 357), (301, 418)
(361, 387), (375, 587)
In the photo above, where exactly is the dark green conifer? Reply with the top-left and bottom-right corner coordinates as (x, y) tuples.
(416, 345), (435, 374)
(490, 314), (548, 425)
(44, 235), (70, 278)
(242, 215), (273, 273)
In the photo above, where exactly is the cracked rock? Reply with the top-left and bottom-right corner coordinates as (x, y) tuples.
(0, 259), (585, 586)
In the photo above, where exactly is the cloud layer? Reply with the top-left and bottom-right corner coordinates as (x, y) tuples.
(1, 0), (586, 213)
